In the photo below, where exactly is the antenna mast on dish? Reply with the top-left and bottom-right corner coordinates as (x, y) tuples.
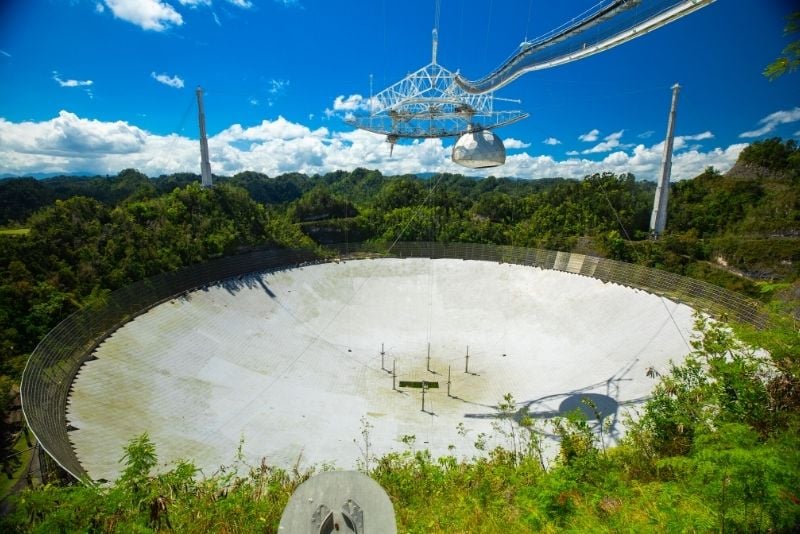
(196, 86), (213, 188)
(650, 83), (681, 238)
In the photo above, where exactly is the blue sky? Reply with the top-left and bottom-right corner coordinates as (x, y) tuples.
(0, 0), (798, 180)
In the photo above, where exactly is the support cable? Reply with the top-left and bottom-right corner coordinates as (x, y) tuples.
(591, 173), (692, 352)
(524, 0), (534, 42)
(484, 0), (494, 65)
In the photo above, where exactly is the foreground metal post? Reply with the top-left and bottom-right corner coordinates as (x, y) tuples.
(465, 345), (470, 374)
(427, 342), (431, 372)
(447, 365), (452, 397)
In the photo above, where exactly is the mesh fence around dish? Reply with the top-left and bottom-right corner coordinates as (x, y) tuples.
(21, 242), (768, 481)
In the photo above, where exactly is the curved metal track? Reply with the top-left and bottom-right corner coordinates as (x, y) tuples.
(456, 0), (716, 94)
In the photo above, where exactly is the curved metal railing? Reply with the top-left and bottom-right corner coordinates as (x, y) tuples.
(21, 242), (767, 481)
(455, 0), (715, 94)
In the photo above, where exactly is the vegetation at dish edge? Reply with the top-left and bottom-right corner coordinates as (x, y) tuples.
(0, 138), (798, 530)
(1, 317), (799, 532)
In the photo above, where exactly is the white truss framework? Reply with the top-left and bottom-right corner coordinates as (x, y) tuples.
(347, 32), (527, 139)
(347, 0), (713, 143)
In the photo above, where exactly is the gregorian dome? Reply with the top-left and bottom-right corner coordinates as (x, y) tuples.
(452, 129), (506, 169)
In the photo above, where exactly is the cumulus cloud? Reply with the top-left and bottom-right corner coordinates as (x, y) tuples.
(578, 128), (600, 142)
(739, 107), (800, 138)
(52, 71), (93, 88)
(504, 138), (531, 149)
(103, 0), (183, 31)
(151, 72), (185, 89)
(52, 72), (94, 99)
(682, 131), (714, 141)
(215, 116), (328, 143)
(0, 111), (749, 182)
(582, 130), (624, 154)
(542, 137), (561, 146)
(326, 94), (380, 119)
(178, 0), (212, 7)
(0, 111), (146, 159)
(648, 131), (715, 154)
(330, 94), (376, 112)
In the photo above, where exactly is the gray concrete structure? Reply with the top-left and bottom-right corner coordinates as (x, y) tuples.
(196, 86), (213, 188)
(650, 83), (681, 237)
(278, 471), (396, 533)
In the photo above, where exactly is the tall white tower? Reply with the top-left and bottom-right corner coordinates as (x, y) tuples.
(650, 83), (681, 238)
(196, 86), (213, 188)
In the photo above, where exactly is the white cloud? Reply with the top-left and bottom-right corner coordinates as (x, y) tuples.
(0, 50), (10, 58)
(273, 0), (300, 6)
(268, 79), (289, 95)
(566, 150), (579, 156)
(151, 72), (185, 89)
(542, 137), (561, 146)
(52, 71), (93, 88)
(94, 2), (105, 13)
(637, 130), (655, 139)
(0, 111), (146, 158)
(308, 113), (315, 121)
(212, 11), (221, 25)
(683, 131), (714, 141)
(103, 0), (183, 31)
(330, 94), (376, 112)
(504, 138), (531, 149)
(582, 130), (624, 154)
(0, 111), (750, 182)
(326, 94), (381, 120)
(578, 128), (599, 142)
(179, 0), (252, 9)
(214, 116), (328, 144)
(648, 131), (715, 154)
(178, 0), (212, 7)
(249, 98), (259, 106)
(739, 107), (800, 138)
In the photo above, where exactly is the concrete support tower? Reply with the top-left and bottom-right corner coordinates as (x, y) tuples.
(650, 83), (681, 238)
(196, 87), (213, 188)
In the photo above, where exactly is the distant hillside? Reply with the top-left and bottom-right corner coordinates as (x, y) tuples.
(1, 139), (799, 532)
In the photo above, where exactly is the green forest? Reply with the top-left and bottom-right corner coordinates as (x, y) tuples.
(0, 138), (798, 531)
